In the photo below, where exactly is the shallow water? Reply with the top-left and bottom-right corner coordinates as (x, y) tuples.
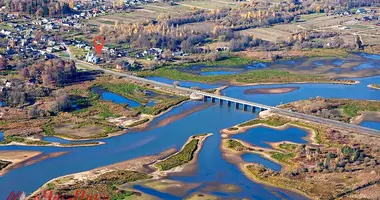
(360, 121), (380, 131)
(185, 52), (379, 76)
(242, 153), (282, 172)
(232, 127), (308, 149)
(147, 76), (221, 89)
(92, 87), (141, 107)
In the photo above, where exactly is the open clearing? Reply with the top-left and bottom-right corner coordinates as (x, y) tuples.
(53, 124), (105, 138)
(239, 27), (292, 42)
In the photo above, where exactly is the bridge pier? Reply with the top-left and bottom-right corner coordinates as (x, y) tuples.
(211, 97), (216, 103)
(243, 105), (248, 111)
(252, 106), (256, 113)
(235, 103), (239, 109)
(219, 99), (223, 105)
(203, 96), (208, 102)
(227, 101), (231, 107)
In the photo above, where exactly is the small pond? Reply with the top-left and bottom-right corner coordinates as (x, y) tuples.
(91, 87), (141, 107)
(232, 126), (308, 149)
(242, 153), (282, 172)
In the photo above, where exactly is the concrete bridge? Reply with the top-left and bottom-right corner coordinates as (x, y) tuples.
(200, 93), (269, 112)
(64, 59), (380, 136)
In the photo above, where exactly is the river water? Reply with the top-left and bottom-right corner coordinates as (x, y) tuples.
(0, 65), (379, 199)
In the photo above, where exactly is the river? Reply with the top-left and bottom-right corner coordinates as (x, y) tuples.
(0, 68), (379, 199)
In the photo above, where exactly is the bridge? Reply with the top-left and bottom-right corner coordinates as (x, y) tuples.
(70, 59), (380, 136)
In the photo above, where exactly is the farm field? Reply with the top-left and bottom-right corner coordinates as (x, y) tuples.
(239, 27), (293, 42)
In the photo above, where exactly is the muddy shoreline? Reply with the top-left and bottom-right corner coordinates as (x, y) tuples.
(0, 151), (68, 176)
(244, 87), (299, 95)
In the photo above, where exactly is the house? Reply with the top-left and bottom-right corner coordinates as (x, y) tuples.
(86, 52), (99, 64)
(172, 51), (183, 56)
(115, 61), (132, 70)
(5, 81), (12, 88)
(356, 8), (367, 14)
(216, 47), (229, 52)
(46, 47), (54, 53)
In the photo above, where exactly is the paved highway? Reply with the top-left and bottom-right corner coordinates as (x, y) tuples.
(71, 58), (380, 136)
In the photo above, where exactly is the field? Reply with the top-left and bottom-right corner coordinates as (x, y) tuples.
(89, 0), (243, 27)
(88, 3), (189, 26)
(239, 27), (293, 42)
(175, 0), (244, 10)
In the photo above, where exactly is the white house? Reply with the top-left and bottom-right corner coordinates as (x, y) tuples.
(86, 52), (99, 64)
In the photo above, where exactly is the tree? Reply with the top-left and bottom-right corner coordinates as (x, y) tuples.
(0, 56), (7, 70)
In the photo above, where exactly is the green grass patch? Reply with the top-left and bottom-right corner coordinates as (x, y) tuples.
(138, 69), (331, 84)
(279, 143), (298, 152)
(270, 152), (295, 164)
(155, 139), (199, 171)
(94, 170), (151, 185)
(238, 116), (290, 128)
(226, 139), (247, 151)
(99, 83), (148, 104)
(127, 118), (150, 127)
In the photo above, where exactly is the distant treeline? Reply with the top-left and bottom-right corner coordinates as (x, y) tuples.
(0, 0), (73, 17)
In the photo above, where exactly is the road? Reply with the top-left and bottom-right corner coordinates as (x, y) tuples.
(66, 57), (380, 136)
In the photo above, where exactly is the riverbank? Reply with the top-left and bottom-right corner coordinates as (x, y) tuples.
(368, 84), (380, 90)
(244, 87), (299, 95)
(28, 133), (211, 199)
(0, 151), (42, 176)
(278, 97), (380, 124)
(138, 69), (358, 86)
(351, 111), (380, 125)
(152, 133), (212, 177)
(0, 151), (68, 176)
(219, 111), (380, 199)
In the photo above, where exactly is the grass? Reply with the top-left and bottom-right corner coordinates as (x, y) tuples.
(133, 97), (188, 115)
(99, 83), (148, 104)
(238, 116), (290, 128)
(226, 139), (247, 151)
(94, 170), (152, 185)
(127, 118), (150, 127)
(202, 56), (258, 67)
(155, 139), (199, 171)
(270, 152), (295, 164)
(0, 136), (51, 145)
(340, 101), (380, 118)
(69, 46), (88, 58)
(278, 143), (298, 152)
(138, 69), (332, 84)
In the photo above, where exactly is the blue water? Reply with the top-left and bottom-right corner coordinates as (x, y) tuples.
(42, 136), (101, 144)
(0, 132), (3, 141)
(360, 121), (380, 131)
(360, 52), (380, 60)
(353, 61), (380, 71)
(232, 127), (308, 149)
(200, 71), (241, 76)
(147, 76), (221, 89)
(242, 153), (282, 172)
(133, 185), (179, 199)
(224, 76), (380, 106)
(92, 87), (141, 107)
(312, 61), (324, 66)
(0, 101), (6, 107)
(246, 62), (268, 69)
(0, 63), (379, 199)
(332, 59), (345, 66)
